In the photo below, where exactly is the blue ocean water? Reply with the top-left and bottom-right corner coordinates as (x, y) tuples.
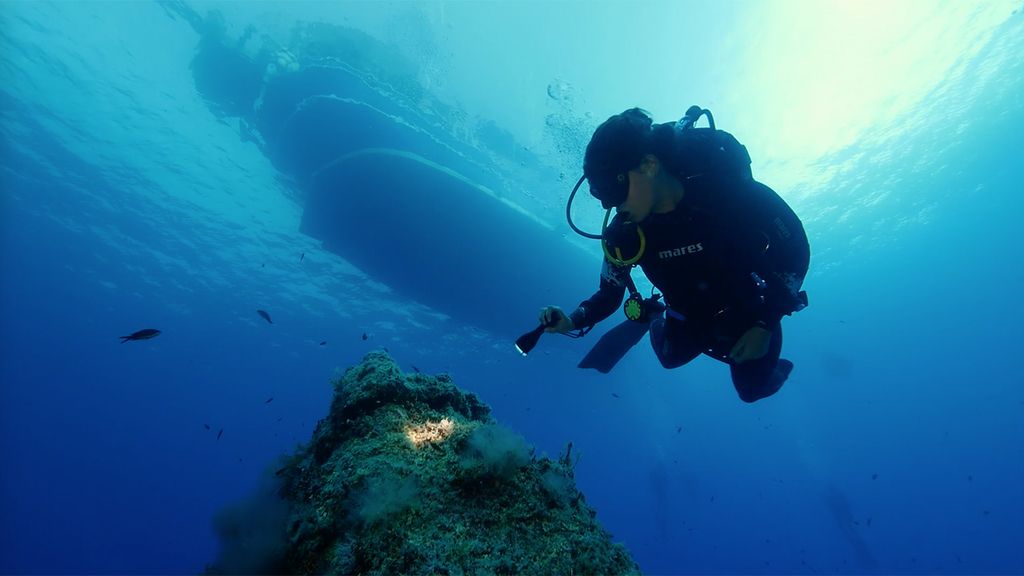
(1, 1), (1022, 574)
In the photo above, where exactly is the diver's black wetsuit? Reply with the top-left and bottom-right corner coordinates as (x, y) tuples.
(569, 174), (810, 401)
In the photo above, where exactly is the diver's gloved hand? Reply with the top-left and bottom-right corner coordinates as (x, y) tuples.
(728, 324), (772, 364)
(539, 306), (574, 334)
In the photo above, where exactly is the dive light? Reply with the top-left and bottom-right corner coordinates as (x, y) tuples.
(515, 315), (561, 357)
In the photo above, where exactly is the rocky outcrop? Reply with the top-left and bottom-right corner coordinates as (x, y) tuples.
(208, 351), (640, 575)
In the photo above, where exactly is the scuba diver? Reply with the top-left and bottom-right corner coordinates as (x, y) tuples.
(533, 106), (810, 403)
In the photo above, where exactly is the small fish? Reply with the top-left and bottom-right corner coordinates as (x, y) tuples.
(120, 328), (160, 343)
(412, 365), (421, 373)
(872, 473), (878, 480)
(265, 397), (274, 404)
(257, 310), (273, 324)
(217, 428), (224, 440)
(676, 426), (682, 433)
(319, 341), (327, 346)
(361, 333), (368, 340)
(299, 252), (305, 262)
(866, 518), (872, 527)
(204, 424), (210, 430)
(276, 417), (283, 422)
(611, 393), (620, 398)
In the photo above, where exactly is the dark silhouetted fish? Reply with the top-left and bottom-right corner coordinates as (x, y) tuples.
(300, 252), (304, 262)
(824, 483), (878, 568)
(362, 333), (368, 340)
(204, 424), (210, 430)
(265, 397), (273, 404)
(257, 310), (273, 324)
(611, 393), (620, 398)
(319, 341), (327, 346)
(217, 428), (224, 440)
(120, 329), (161, 343)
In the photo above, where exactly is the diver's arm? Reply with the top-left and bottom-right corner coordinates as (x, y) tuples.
(568, 260), (628, 331)
(727, 180), (811, 326)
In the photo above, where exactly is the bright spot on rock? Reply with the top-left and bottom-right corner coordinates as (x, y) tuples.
(405, 418), (455, 447)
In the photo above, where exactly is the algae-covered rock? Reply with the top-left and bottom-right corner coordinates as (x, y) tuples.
(208, 351), (640, 575)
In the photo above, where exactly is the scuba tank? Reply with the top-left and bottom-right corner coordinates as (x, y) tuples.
(664, 106), (753, 182)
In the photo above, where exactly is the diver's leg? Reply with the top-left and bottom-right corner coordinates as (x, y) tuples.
(649, 316), (703, 369)
(730, 323), (792, 402)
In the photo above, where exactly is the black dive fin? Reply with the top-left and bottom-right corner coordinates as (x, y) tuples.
(577, 319), (652, 374)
